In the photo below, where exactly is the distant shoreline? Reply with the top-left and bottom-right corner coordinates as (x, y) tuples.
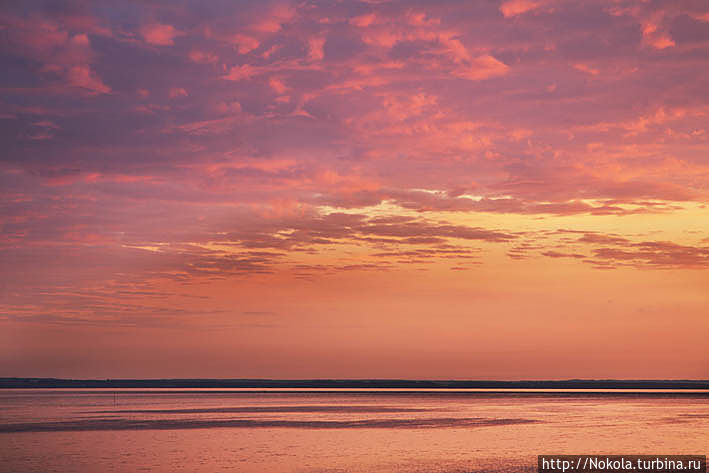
(1, 378), (708, 389)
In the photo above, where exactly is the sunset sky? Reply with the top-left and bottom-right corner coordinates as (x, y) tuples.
(1, 0), (708, 379)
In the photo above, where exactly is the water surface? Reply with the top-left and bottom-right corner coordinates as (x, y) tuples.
(1, 389), (707, 472)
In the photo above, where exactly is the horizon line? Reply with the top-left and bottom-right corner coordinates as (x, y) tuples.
(2, 378), (708, 390)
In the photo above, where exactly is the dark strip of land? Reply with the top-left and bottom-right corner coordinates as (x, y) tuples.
(1, 378), (708, 389)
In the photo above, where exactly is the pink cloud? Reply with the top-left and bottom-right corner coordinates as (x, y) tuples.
(573, 63), (600, 76)
(33, 120), (60, 129)
(141, 23), (180, 46)
(65, 65), (111, 94)
(610, 5), (677, 50)
(222, 64), (258, 81)
(406, 11), (440, 27)
(169, 87), (188, 98)
(1, 14), (110, 95)
(230, 34), (260, 54)
(251, 3), (295, 33)
(269, 77), (289, 94)
(170, 119), (230, 135)
(307, 36), (325, 61)
(454, 55), (509, 81)
(215, 101), (243, 114)
(70, 33), (90, 47)
(350, 13), (378, 28)
(188, 49), (218, 64)
(642, 21), (675, 49)
(500, 0), (542, 18)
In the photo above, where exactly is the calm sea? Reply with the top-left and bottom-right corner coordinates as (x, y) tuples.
(1, 389), (707, 472)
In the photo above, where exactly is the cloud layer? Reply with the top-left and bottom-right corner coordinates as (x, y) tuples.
(1, 0), (708, 378)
